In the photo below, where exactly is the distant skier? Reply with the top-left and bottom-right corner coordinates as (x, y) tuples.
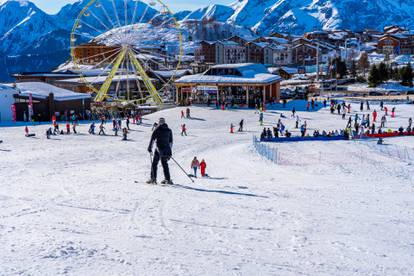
(72, 122), (77, 134)
(191, 157), (200, 178)
(66, 123), (70, 134)
(391, 107), (395, 118)
(181, 110), (185, 119)
(238, 119), (244, 132)
(89, 122), (95, 135)
(98, 124), (106, 135)
(259, 112), (264, 126)
(230, 123), (234, 134)
(46, 127), (52, 139)
(147, 118), (173, 184)
(181, 124), (187, 136)
(186, 108), (191, 119)
(126, 117), (130, 130)
(122, 127), (128, 141)
(200, 159), (207, 177)
(373, 110), (377, 122)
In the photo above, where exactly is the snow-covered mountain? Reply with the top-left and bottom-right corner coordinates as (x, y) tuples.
(1, 0), (414, 81)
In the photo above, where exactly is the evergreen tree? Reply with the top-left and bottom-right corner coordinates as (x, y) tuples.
(358, 52), (370, 77)
(350, 60), (357, 78)
(368, 64), (381, 87)
(333, 57), (348, 79)
(401, 63), (413, 87)
(378, 62), (388, 82)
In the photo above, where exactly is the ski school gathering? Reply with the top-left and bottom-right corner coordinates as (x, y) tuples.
(257, 98), (414, 144)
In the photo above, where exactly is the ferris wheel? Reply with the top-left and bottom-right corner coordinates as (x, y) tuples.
(70, 0), (183, 105)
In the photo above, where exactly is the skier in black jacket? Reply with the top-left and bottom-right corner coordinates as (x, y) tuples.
(147, 118), (173, 184)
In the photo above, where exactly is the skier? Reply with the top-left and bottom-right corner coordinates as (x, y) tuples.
(89, 122), (95, 135)
(122, 128), (128, 141)
(373, 110), (377, 122)
(360, 102), (364, 111)
(366, 100), (370, 110)
(181, 110), (185, 119)
(66, 123), (70, 134)
(126, 117), (130, 130)
(239, 119), (244, 132)
(291, 107), (296, 117)
(98, 123), (106, 135)
(300, 123), (307, 137)
(181, 124), (187, 136)
(384, 106), (388, 116)
(191, 157), (200, 178)
(200, 159), (207, 177)
(46, 127), (52, 139)
(391, 107), (395, 118)
(72, 122), (77, 134)
(113, 123), (119, 136)
(24, 126), (29, 137)
(147, 118), (173, 184)
(409, 117), (412, 130)
(381, 115), (387, 128)
(230, 123), (234, 134)
(380, 101), (384, 110)
(259, 112), (264, 126)
(186, 108), (191, 119)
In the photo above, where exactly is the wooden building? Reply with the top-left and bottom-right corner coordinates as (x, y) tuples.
(175, 63), (281, 108)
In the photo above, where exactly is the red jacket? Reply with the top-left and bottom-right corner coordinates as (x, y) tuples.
(200, 161), (207, 169)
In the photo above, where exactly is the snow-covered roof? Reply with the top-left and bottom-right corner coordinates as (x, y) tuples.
(11, 82), (91, 101)
(280, 67), (299, 74)
(263, 37), (288, 44)
(176, 63), (282, 85)
(152, 69), (191, 79)
(56, 74), (147, 84)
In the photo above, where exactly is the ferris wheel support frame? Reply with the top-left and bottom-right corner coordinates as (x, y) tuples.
(70, 0), (184, 107)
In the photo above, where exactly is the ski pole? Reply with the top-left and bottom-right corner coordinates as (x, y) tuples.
(171, 157), (195, 183)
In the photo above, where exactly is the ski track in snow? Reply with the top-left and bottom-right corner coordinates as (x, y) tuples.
(0, 103), (414, 275)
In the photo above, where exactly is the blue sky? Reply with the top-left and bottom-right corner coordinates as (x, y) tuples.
(30, 0), (232, 14)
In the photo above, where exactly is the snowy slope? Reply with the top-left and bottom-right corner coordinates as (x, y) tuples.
(0, 103), (414, 274)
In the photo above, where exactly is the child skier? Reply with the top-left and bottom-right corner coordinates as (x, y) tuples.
(181, 124), (187, 136)
(122, 128), (128, 141)
(200, 159), (207, 177)
(191, 157), (200, 178)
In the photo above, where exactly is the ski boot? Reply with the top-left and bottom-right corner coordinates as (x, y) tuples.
(160, 179), (173, 185)
(146, 179), (157, 185)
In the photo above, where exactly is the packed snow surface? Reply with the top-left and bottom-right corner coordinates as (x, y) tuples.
(0, 103), (414, 275)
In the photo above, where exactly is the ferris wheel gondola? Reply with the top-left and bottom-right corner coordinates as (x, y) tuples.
(70, 0), (183, 106)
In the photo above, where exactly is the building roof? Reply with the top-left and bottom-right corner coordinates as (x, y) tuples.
(175, 63), (282, 85)
(55, 74), (148, 85)
(152, 69), (192, 79)
(11, 82), (91, 101)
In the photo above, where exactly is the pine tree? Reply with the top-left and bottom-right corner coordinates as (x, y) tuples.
(350, 60), (357, 78)
(401, 63), (413, 87)
(368, 64), (380, 87)
(358, 52), (370, 77)
(378, 62), (388, 82)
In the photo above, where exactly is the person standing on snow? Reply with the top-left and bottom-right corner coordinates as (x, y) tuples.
(391, 107), (396, 118)
(66, 123), (70, 134)
(200, 159), (207, 177)
(181, 124), (187, 136)
(89, 122), (95, 135)
(191, 157), (200, 178)
(373, 110), (377, 122)
(98, 124), (106, 135)
(126, 117), (130, 130)
(259, 112), (264, 126)
(147, 118), (173, 184)
(238, 119), (244, 132)
(381, 115), (387, 128)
